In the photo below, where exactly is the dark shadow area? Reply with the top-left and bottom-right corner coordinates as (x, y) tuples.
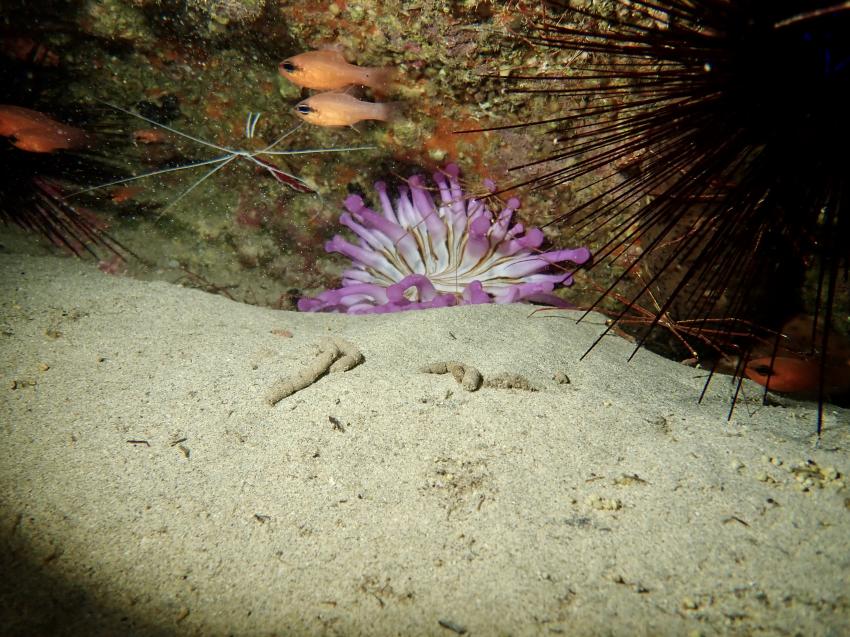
(1, 531), (175, 637)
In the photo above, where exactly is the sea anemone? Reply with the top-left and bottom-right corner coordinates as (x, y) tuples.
(297, 164), (591, 314)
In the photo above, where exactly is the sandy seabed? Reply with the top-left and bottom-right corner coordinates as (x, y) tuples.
(1, 249), (848, 637)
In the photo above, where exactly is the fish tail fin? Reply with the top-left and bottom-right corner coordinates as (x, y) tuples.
(364, 66), (399, 94)
(376, 101), (405, 123)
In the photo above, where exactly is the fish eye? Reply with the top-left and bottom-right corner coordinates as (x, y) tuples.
(280, 61), (297, 73)
(295, 104), (314, 114)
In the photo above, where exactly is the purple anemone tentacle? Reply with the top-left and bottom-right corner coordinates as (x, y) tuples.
(298, 165), (591, 314)
(462, 280), (492, 305)
(387, 274), (438, 303)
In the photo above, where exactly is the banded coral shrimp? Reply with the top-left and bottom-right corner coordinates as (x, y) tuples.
(64, 101), (377, 304)
(69, 101), (375, 211)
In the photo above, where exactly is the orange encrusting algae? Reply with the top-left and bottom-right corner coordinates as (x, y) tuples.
(133, 128), (167, 144)
(0, 105), (88, 153)
(109, 186), (144, 204)
(386, 111), (495, 182)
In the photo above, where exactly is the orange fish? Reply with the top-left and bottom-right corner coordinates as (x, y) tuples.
(0, 104), (88, 152)
(743, 314), (850, 398)
(294, 92), (397, 127)
(279, 50), (394, 92)
(745, 356), (820, 394)
(745, 354), (850, 398)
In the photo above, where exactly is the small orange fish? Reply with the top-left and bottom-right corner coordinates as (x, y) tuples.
(294, 92), (397, 127)
(745, 356), (820, 394)
(745, 354), (850, 398)
(0, 104), (88, 152)
(279, 50), (394, 92)
(743, 314), (850, 398)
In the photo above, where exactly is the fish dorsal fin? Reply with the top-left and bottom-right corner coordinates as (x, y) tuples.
(316, 48), (349, 64)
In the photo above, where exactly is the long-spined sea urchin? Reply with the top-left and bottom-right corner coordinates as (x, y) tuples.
(462, 0), (850, 433)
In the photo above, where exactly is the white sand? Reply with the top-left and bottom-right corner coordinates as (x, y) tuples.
(1, 251), (848, 636)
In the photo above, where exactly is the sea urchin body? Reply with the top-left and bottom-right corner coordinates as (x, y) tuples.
(470, 0), (850, 431)
(298, 164), (591, 314)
